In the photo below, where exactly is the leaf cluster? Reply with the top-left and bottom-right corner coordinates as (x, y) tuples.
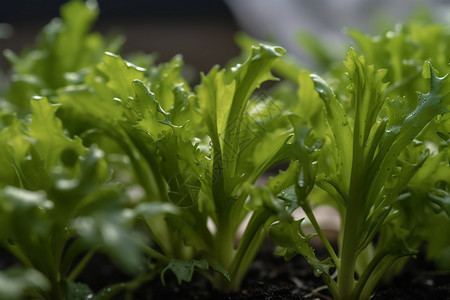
(0, 1), (293, 298)
(264, 19), (450, 300)
(1, 2), (449, 300)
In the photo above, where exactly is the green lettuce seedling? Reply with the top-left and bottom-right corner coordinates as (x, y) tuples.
(3, 1), (295, 294)
(0, 96), (179, 299)
(270, 44), (450, 299)
(2, 1), (449, 299)
(55, 46), (292, 293)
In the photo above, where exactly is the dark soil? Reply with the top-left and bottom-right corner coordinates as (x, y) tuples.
(79, 242), (450, 300)
(2, 242), (450, 299)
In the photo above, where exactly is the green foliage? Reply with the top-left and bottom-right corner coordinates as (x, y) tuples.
(0, 97), (157, 299)
(1, 1), (449, 300)
(1, 0), (292, 297)
(3, 0), (123, 113)
(0, 268), (49, 300)
(268, 20), (450, 300)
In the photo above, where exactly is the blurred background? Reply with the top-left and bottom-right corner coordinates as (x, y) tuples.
(1, 0), (449, 73)
(0, 0), (238, 74)
(226, 0), (450, 69)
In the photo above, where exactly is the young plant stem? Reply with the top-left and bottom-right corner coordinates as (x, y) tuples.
(211, 137), (235, 286)
(226, 209), (272, 292)
(337, 170), (365, 299)
(0, 241), (33, 268)
(350, 247), (389, 300)
(95, 272), (156, 300)
(141, 218), (172, 258)
(302, 203), (340, 270)
(214, 222), (235, 279)
(321, 272), (340, 299)
(336, 98), (371, 299)
(67, 250), (95, 281)
(141, 244), (170, 263)
(358, 254), (399, 300)
(211, 235), (235, 292)
(45, 237), (66, 300)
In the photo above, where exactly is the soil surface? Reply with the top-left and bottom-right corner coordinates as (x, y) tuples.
(79, 242), (450, 300)
(2, 242), (450, 299)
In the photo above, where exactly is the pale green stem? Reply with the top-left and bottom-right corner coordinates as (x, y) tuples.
(96, 273), (156, 300)
(0, 241), (33, 268)
(225, 209), (271, 292)
(350, 248), (390, 300)
(302, 203), (340, 270)
(67, 250), (95, 281)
